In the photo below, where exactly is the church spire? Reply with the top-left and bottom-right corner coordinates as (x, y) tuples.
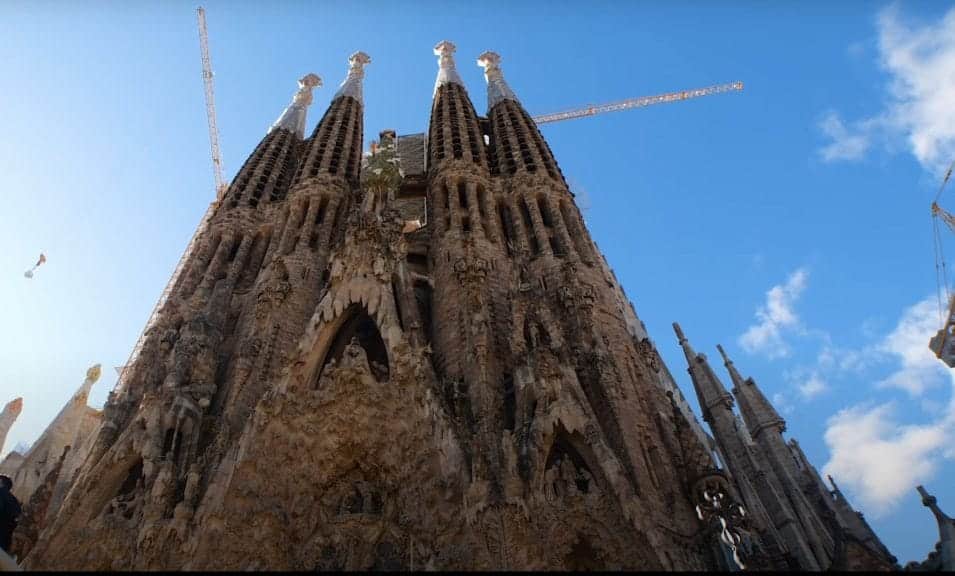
(477, 50), (518, 110)
(333, 51), (371, 103)
(674, 323), (733, 421)
(433, 40), (465, 95)
(716, 344), (746, 388)
(717, 344), (785, 437)
(917, 485), (955, 570)
(269, 73), (322, 138)
(294, 52), (369, 185)
(0, 397), (23, 455)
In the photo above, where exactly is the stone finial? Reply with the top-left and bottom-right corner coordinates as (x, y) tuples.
(827, 475), (842, 494)
(4, 398), (23, 417)
(269, 73), (323, 138)
(433, 40), (464, 95)
(917, 485), (955, 570)
(477, 50), (518, 109)
(716, 344), (731, 364)
(334, 51), (371, 102)
(672, 322), (687, 343)
(918, 485), (942, 510)
(86, 363), (102, 384)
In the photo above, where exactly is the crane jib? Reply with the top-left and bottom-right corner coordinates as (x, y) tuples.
(531, 81), (744, 125)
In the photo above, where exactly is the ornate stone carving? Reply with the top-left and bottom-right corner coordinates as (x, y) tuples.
(453, 256), (489, 286)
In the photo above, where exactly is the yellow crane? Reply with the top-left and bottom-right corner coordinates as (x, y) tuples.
(532, 81), (743, 125)
(928, 161), (955, 367)
(115, 7), (225, 393)
(198, 6), (227, 200)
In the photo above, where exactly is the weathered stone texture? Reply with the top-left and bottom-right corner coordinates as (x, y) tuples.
(18, 49), (904, 572)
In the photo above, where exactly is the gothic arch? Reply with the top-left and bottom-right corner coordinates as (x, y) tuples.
(311, 303), (390, 386)
(542, 422), (608, 497)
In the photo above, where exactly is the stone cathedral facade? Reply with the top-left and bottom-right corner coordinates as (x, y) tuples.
(14, 43), (902, 570)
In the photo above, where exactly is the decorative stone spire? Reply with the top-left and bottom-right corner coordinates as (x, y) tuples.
(0, 397), (24, 454)
(333, 51), (371, 103)
(674, 323), (733, 421)
(433, 40), (464, 95)
(718, 344), (785, 437)
(717, 344), (746, 388)
(269, 73), (322, 138)
(9, 364), (101, 501)
(477, 50), (518, 109)
(917, 485), (955, 570)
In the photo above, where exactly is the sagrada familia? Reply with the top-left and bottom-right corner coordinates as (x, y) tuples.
(1, 42), (953, 571)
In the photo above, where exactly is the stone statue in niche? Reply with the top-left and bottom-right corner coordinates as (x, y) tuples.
(519, 263), (532, 292)
(560, 458), (578, 497)
(557, 285), (574, 310)
(544, 465), (560, 502)
(638, 338), (661, 373)
(526, 319), (541, 350)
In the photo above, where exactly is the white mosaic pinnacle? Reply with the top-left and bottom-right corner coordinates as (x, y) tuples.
(269, 73), (322, 138)
(477, 50), (518, 110)
(433, 40), (465, 96)
(334, 51), (372, 103)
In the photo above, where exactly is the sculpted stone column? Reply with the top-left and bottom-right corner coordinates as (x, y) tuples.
(0, 397), (23, 455)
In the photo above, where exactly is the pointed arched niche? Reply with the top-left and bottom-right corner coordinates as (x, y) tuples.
(314, 303), (390, 386)
(543, 423), (606, 497)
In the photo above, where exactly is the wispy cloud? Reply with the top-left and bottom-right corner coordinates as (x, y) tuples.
(818, 111), (873, 162)
(772, 392), (793, 415)
(822, 400), (954, 516)
(877, 297), (953, 396)
(817, 4), (955, 175)
(739, 268), (809, 359)
(822, 295), (955, 515)
(799, 373), (828, 400)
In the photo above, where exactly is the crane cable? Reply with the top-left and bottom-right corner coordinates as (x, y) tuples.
(932, 159), (955, 324)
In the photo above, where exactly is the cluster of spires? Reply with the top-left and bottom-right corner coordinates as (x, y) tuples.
(268, 41), (521, 138)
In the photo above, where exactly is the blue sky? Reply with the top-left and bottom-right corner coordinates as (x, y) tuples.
(2, 0), (954, 565)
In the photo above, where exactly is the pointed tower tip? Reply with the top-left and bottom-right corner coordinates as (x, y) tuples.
(334, 51), (371, 102)
(4, 397), (23, 415)
(86, 363), (102, 384)
(433, 40), (464, 95)
(477, 50), (502, 69)
(477, 50), (518, 109)
(716, 344), (732, 365)
(269, 73), (323, 138)
(434, 40), (456, 56)
(300, 73), (322, 89)
(672, 322), (686, 342)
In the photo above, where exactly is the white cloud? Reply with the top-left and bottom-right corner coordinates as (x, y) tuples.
(822, 295), (955, 515)
(799, 373), (828, 400)
(876, 296), (954, 396)
(818, 4), (955, 175)
(739, 268), (809, 359)
(772, 392), (793, 415)
(818, 111), (872, 162)
(822, 400), (954, 515)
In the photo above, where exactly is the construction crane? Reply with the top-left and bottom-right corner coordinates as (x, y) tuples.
(114, 7), (226, 393)
(928, 161), (955, 367)
(531, 81), (743, 125)
(198, 6), (227, 200)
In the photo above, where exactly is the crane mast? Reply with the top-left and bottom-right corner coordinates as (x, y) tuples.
(198, 6), (226, 199)
(532, 81), (743, 125)
(114, 7), (225, 393)
(929, 162), (955, 367)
